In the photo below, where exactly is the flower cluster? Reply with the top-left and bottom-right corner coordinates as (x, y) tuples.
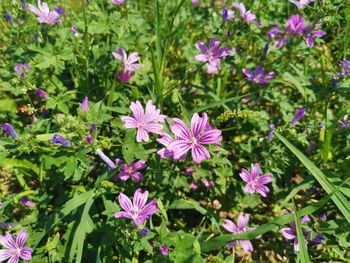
(112, 48), (143, 83)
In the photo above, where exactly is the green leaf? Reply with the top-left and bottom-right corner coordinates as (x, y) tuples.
(292, 200), (310, 263)
(169, 198), (207, 215)
(275, 132), (350, 224)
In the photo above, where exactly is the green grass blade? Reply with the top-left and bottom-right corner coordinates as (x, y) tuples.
(275, 132), (350, 224)
(201, 193), (331, 252)
(292, 200), (310, 263)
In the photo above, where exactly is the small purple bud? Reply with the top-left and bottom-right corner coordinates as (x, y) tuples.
(311, 233), (324, 245)
(80, 96), (89, 111)
(268, 123), (275, 142)
(320, 213), (327, 221)
(35, 88), (48, 99)
(71, 26), (78, 36)
(263, 42), (269, 59)
(139, 228), (149, 237)
(85, 135), (93, 144)
(95, 149), (115, 169)
(192, 89), (199, 95)
(50, 134), (71, 147)
(159, 245), (168, 256)
(4, 14), (14, 25)
(20, 0), (27, 10)
(20, 196), (35, 207)
(339, 114), (349, 128)
(318, 121), (324, 128)
(2, 123), (18, 140)
(184, 167), (195, 176)
(114, 158), (121, 164)
(291, 108), (307, 126)
(190, 182), (199, 191)
(54, 6), (64, 16)
(117, 70), (135, 83)
(201, 178), (215, 188)
(90, 124), (97, 133)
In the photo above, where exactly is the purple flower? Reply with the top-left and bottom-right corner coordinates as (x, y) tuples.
(114, 188), (159, 226)
(184, 167), (195, 176)
(289, 0), (314, 9)
(268, 25), (289, 48)
(192, 0), (198, 7)
(35, 88), (48, 99)
(263, 42), (269, 59)
(0, 229), (33, 262)
(139, 228), (149, 237)
(190, 182), (199, 191)
(167, 113), (222, 164)
(281, 215), (310, 252)
(2, 123), (18, 140)
(0, 222), (16, 228)
(156, 133), (176, 159)
(95, 149), (115, 169)
(311, 233), (324, 245)
(117, 70), (135, 83)
(285, 15), (306, 35)
(117, 160), (146, 182)
(291, 108), (306, 126)
(268, 123), (275, 142)
(338, 114), (349, 128)
(112, 48), (143, 72)
(159, 245), (168, 256)
(4, 14), (14, 25)
(195, 38), (233, 75)
(242, 66), (275, 84)
(201, 178), (215, 188)
(111, 0), (126, 4)
(222, 213), (255, 253)
(121, 100), (166, 142)
(232, 2), (262, 27)
(80, 96), (89, 111)
(71, 26), (78, 36)
(28, 1), (63, 24)
(303, 23), (326, 47)
(239, 163), (273, 197)
(320, 213), (327, 221)
(50, 134), (71, 147)
(337, 59), (350, 78)
(222, 7), (235, 25)
(90, 124), (97, 133)
(14, 63), (29, 78)
(20, 197), (35, 208)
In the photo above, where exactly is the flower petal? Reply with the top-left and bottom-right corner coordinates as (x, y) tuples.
(0, 249), (13, 261)
(281, 228), (296, 240)
(19, 247), (33, 260)
(239, 168), (251, 183)
(191, 113), (207, 137)
(240, 240), (253, 253)
(237, 213), (250, 229)
(191, 145), (210, 163)
(222, 219), (238, 234)
(197, 129), (222, 144)
(167, 141), (191, 160)
(16, 229), (29, 248)
(133, 189), (148, 211)
(170, 118), (191, 140)
(118, 193), (133, 213)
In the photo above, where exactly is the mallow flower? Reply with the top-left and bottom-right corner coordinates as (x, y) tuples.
(112, 48), (143, 72)
(222, 213), (256, 253)
(167, 113), (222, 164)
(114, 188), (159, 226)
(289, 0), (314, 9)
(121, 100), (166, 142)
(195, 38), (233, 75)
(239, 163), (273, 197)
(281, 215), (310, 252)
(0, 229), (33, 262)
(232, 2), (262, 27)
(117, 160), (146, 182)
(242, 66), (275, 84)
(28, 1), (63, 24)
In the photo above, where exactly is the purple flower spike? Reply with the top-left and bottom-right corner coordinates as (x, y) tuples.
(114, 188), (159, 226)
(339, 114), (349, 128)
(4, 14), (14, 25)
(95, 149), (115, 169)
(20, 196), (35, 208)
(289, 0), (314, 9)
(121, 100), (166, 142)
(35, 88), (48, 99)
(159, 245), (168, 256)
(242, 66), (275, 84)
(28, 1), (63, 24)
(239, 163), (273, 197)
(222, 213), (256, 253)
(281, 215), (310, 252)
(50, 134), (71, 147)
(117, 160), (146, 182)
(117, 70), (135, 83)
(80, 96), (89, 111)
(0, 229), (33, 262)
(167, 113), (222, 164)
(195, 38), (233, 75)
(291, 108), (307, 126)
(232, 2), (262, 27)
(2, 123), (18, 140)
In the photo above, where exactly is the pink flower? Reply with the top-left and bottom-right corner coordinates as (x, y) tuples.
(114, 188), (159, 226)
(0, 229), (33, 262)
(28, 1), (63, 24)
(281, 215), (310, 252)
(80, 96), (89, 111)
(111, 0), (126, 4)
(239, 163), (273, 197)
(167, 113), (222, 164)
(20, 197), (35, 208)
(159, 245), (168, 256)
(121, 100), (166, 142)
(232, 2), (262, 27)
(242, 66), (275, 84)
(117, 160), (146, 182)
(156, 133), (176, 159)
(117, 70), (135, 83)
(222, 213), (255, 253)
(195, 38), (233, 75)
(112, 48), (143, 72)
